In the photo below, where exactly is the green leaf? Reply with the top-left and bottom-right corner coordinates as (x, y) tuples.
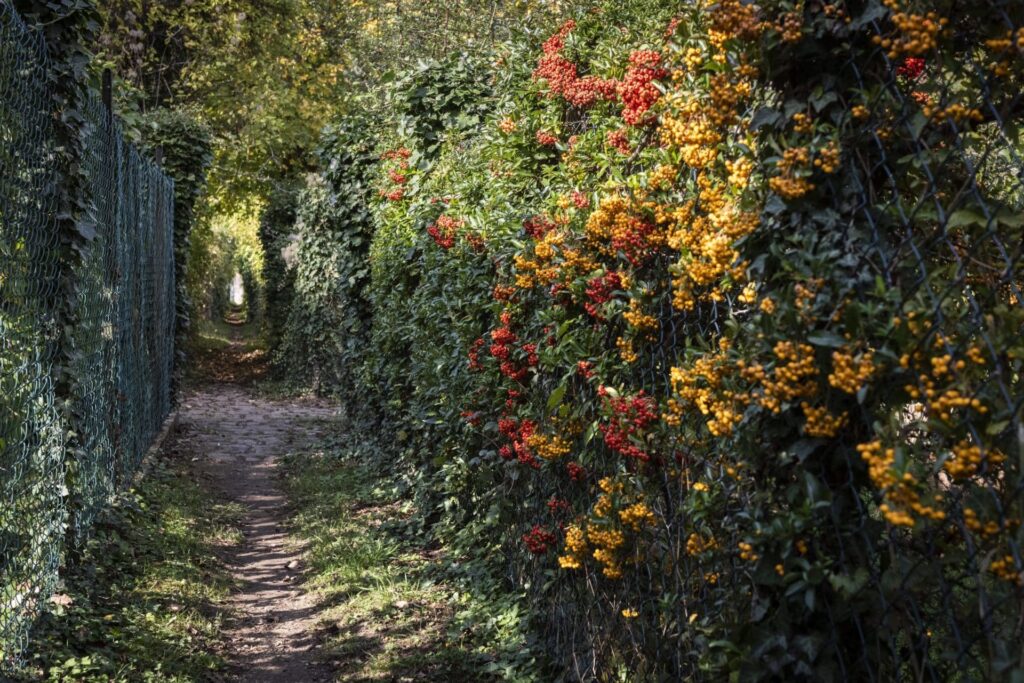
(986, 420), (1009, 436)
(547, 383), (567, 410)
(806, 331), (846, 348)
(946, 209), (987, 229)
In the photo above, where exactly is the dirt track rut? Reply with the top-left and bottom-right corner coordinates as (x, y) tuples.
(179, 382), (337, 682)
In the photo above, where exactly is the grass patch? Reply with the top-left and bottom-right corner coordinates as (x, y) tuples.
(282, 449), (504, 682)
(14, 440), (242, 682)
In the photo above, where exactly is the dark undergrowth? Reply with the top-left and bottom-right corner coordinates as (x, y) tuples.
(185, 316), (269, 388)
(13, 434), (242, 683)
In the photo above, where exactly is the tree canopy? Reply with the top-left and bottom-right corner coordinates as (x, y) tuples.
(95, 0), (582, 209)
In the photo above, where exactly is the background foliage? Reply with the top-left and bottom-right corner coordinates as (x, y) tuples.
(92, 0), (588, 348)
(138, 108), (213, 387)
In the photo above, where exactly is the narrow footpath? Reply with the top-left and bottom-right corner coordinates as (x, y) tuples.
(181, 325), (338, 682)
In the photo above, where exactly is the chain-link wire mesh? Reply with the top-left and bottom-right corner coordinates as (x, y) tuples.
(0, 3), (175, 669)
(0, 3), (68, 668)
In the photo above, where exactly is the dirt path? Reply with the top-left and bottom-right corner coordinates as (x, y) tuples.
(179, 335), (338, 682)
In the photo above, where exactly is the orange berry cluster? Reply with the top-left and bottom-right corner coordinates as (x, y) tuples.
(558, 524), (588, 570)
(738, 541), (759, 562)
(985, 28), (1024, 78)
(873, 1), (948, 58)
(769, 146), (815, 199)
(800, 402), (847, 437)
(778, 11), (803, 43)
(619, 502), (656, 532)
(922, 102), (983, 126)
(686, 532), (718, 556)
(943, 439), (1006, 480)
(828, 348), (876, 394)
(525, 431), (572, 461)
(989, 555), (1023, 586)
(857, 440), (945, 527)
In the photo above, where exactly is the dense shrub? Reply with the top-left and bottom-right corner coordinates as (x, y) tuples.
(258, 184), (301, 349)
(139, 108), (213, 381)
(280, 0), (1024, 679)
(276, 116), (379, 392)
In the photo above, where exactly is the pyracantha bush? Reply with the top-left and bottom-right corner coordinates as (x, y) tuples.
(285, 0), (1024, 679)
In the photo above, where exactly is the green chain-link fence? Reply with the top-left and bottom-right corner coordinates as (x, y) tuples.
(0, 3), (176, 669)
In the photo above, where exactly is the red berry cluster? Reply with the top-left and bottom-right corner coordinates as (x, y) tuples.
(498, 417), (540, 468)
(533, 20), (620, 109)
(565, 75), (620, 108)
(380, 148), (412, 202)
(547, 497), (571, 516)
(490, 319), (517, 360)
(522, 343), (539, 367)
(524, 214), (556, 238)
(465, 233), (486, 253)
(533, 21), (577, 90)
(664, 16), (682, 39)
(382, 147), (411, 161)
(500, 361), (529, 383)
(427, 214), (463, 250)
(897, 56), (926, 80)
(572, 190), (590, 209)
(598, 390), (659, 461)
(522, 524), (557, 554)
(489, 311), (534, 382)
(505, 388), (522, 410)
(577, 360), (594, 379)
(619, 51), (668, 125)
(499, 416), (519, 438)
(584, 271), (623, 319)
(468, 337), (486, 371)
(566, 461), (587, 481)
(606, 128), (631, 155)
(536, 129), (560, 147)
(533, 27), (668, 127)
(613, 215), (660, 266)
(493, 284), (516, 301)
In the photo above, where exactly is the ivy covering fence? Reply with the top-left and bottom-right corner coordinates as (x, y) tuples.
(1, 2), (176, 668)
(269, 0), (1024, 679)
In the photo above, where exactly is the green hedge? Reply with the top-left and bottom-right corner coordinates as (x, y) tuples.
(276, 0), (1024, 679)
(276, 117), (379, 392)
(139, 107), (213, 389)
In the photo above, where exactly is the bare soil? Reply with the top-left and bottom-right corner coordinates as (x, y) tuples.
(180, 332), (339, 682)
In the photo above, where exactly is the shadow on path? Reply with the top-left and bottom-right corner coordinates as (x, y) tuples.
(181, 329), (339, 682)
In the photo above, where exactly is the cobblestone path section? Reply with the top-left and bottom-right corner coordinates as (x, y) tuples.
(178, 384), (338, 682)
